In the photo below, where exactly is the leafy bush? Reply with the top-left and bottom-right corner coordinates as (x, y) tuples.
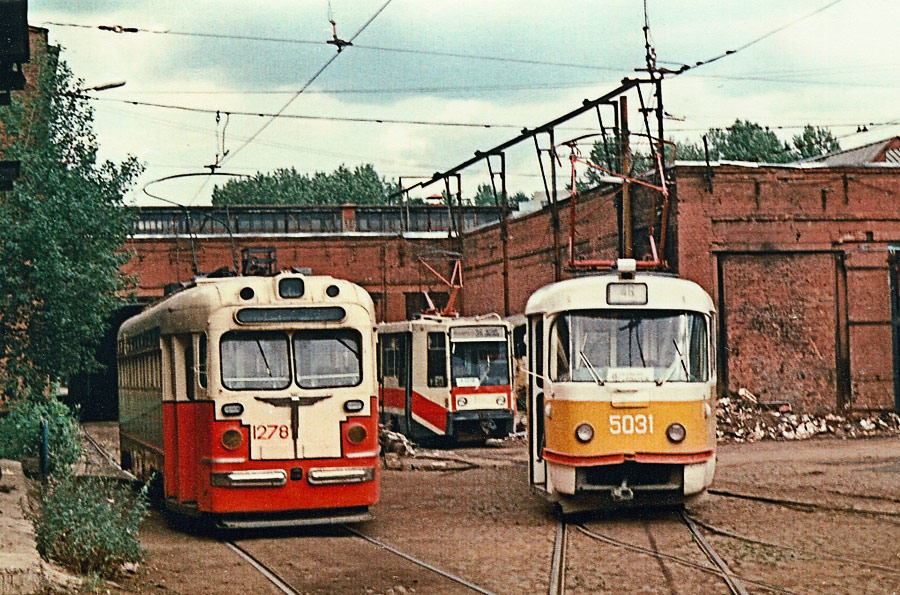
(0, 394), (83, 474)
(30, 474), (149, 577)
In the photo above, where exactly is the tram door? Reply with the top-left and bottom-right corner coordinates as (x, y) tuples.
(165, 334), (200, 504)
(398, 333), (413, 436)
(379, 332), (413, 435)
(890, 246), (900, 411)
(527, 315), (547, 489)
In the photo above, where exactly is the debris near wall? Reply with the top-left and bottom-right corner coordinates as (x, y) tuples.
(717, 390), (900, 443)
(380, 429), (417, 457)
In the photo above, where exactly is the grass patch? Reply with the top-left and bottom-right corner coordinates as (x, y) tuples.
(29, 474), (149, 577)
(0, 394), (83, 474)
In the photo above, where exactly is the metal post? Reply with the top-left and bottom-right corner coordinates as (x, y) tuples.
(39, 418), (48, 475)
(620, 97), (632, 259)
(549, 128), (562, 281)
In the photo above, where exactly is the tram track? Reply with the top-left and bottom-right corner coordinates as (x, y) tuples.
(224, 527), (497, 595)
(82, 424), (495, 594)
(708, 487), (900, 520)
(551, 510), (791, 595)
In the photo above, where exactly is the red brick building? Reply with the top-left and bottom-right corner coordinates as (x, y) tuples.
(123, 151), (900, 414)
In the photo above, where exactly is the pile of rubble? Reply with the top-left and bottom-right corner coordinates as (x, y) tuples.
(717, 390), (900, 443)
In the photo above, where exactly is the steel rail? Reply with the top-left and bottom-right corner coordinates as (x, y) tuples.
(547, 520), (567, 595)
(80, 427), (138, 481)
(574, 523), (792, 594)
(708, 488), (900, 518)
(343, 526), (496, 595)
(82, 426), (303, 594)
(679, 511), (749, 595)
(224, 541), (300, 595)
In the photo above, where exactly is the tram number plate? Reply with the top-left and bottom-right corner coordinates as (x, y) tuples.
(252, 424), (290, 440)
(608, 414), (654, 435)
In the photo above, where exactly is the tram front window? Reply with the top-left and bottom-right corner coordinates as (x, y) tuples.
(220, 331), (291, 390)
(451, 341), (510, 387)
(551, 311), (708, 383)
(293, 329), (362, 388)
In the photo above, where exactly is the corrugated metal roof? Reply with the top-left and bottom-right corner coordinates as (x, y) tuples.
(802, 137), (900, 165)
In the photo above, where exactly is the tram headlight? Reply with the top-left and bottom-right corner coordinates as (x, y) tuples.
(666, 423), (687, 443)
(222, 429), (243, 450)
(496, 396), (506, 406)
(575, 423), (594, 443)
(221, 402), (244, 416)
(343, 399), (365, 413)
(456, 397), (468, 408)
(347, 425), (367, 444)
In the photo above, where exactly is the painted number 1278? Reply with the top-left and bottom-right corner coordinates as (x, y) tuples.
(608, 414), (654, 435)
(252, 424), (289, 439)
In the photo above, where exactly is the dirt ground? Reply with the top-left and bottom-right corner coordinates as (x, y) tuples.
(76, 423), (899, 594)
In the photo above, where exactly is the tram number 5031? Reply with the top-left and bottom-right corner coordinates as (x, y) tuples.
(608, 414), (654, 435)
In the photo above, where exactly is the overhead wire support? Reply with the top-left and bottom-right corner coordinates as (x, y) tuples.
(397, 78), (647, 198)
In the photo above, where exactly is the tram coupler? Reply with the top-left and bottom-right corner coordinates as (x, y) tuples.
(480, 419), (497, 435)
(611, 479), (634, 502)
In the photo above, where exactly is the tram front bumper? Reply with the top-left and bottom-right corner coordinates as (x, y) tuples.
(446, 409), (515, 439)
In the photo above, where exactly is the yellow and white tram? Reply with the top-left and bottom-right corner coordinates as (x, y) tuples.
(525, 259), (717, 509)
(378, 314), (515, 444)
(117, 272), (379, 528)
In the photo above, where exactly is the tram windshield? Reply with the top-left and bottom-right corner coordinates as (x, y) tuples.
(450, 340), (510, 387)
(293, 329), (362, 388)
(220, 329), (362, 390)
(551, 310), (708, 383)
(221, 331), (291, 390)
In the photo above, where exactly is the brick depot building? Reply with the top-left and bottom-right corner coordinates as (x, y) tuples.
(124, 146), (900, 414)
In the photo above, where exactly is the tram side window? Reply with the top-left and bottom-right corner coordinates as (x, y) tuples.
(198, 334), (207, 388)
(426, 332), (447, 387)
(381, 335), (407, 388)
(687, 314), (709, 382)
(221, 331), (291, 390)
(293, 329), (362, 389)
(185, 341), (195, 400)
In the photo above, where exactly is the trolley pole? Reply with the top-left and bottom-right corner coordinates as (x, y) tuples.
(620, 97), (633, 259)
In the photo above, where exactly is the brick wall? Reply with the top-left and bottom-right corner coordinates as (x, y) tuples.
(674, 165), (900, 411)
(122, 165), (900, 412)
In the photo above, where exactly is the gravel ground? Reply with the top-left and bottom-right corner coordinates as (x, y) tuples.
(76, 423), (899, 594)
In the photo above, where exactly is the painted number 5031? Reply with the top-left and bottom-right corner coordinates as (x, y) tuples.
(608, 414), (654, 435)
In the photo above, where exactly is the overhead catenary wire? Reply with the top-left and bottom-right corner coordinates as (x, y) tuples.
(216, 0), (393, 169)
(77, 94), (536, 129)
(40, 19), (631, 74)
(673, 0), (847, 73)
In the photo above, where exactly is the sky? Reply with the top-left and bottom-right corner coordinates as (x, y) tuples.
(27, 0), (900, 206)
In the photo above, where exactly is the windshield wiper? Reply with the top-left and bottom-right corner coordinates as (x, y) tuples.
(579, 349), (604, 385)
(656, 338), (689, 386)
(255, 339), (273, 377)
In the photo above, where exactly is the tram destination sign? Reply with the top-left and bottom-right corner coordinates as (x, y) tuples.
(607, 283), (648, 305)
(450, 326), (506, 342)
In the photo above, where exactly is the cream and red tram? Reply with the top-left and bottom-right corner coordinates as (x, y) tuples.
(116, 272), (379, 528)
(525, 260), (717, 509)
(378, 315), (515, 443)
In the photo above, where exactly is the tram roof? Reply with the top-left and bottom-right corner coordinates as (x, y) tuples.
(377, 313), (509, 332)
(119, 272), (374, 337)
(524, 272), (714, 316)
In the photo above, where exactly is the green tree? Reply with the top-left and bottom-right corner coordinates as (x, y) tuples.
(792, 125), (841, 159)
(470, 182), (528, 207)
(674, 121), (840, 163)
(0, 51), (142, 394)
(211, 164), (399, 206)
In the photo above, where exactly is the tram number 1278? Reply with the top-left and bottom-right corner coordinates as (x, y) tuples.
(608, 414), (654, 435)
